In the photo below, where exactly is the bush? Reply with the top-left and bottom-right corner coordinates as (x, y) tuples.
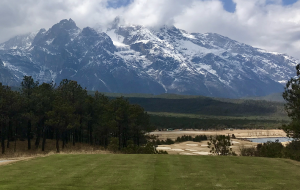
(239, 146), (257, 156)
(257, 140), (284, 158)
(123, 140), (139, 154)
(165, 138), (175, 145)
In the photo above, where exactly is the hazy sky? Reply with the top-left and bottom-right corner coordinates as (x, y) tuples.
(1, 0), (300, 59)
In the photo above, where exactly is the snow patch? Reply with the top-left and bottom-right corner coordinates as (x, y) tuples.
(113, 41), (129, 48)
(181, 30), (196, 39)
(46, 39), (54, 45)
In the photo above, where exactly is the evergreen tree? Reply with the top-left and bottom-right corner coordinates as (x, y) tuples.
(283, 64), (300, 139)
(32, 82), (55, 150)
(20, 76), (39, 150)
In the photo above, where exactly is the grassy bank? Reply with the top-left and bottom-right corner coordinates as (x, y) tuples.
(1, 154), (300, 189)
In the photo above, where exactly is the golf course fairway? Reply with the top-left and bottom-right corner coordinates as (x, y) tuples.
(0, 154), (299, 190)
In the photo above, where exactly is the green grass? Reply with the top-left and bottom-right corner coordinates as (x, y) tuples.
(1, 155), (300, 190)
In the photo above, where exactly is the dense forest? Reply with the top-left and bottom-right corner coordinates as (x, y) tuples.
(0, 77), (154, 154)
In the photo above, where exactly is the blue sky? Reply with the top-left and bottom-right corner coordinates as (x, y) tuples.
(223, 0), (299, 12)
(107, 0), (133, 9)
(107, 0), (299, 12)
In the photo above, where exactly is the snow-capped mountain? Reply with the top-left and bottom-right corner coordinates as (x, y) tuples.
(0, 18), (298, 98)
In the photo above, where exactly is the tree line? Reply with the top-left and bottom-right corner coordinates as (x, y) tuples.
(150, 115), (285, 130)
(0, 76), (155, 154)
(125, 96), (285, 117)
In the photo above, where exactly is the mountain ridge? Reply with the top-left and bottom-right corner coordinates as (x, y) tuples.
(0, 18), (297, 98)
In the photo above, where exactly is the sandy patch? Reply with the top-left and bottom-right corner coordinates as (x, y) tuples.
(185, 149), (197, 152)
(186, 144), (198, 146)
(232, 141), (240, 144)
(193, 152), (211, 155)
(156, 147), (172, 150)
(180, 153), (196, 155)
(171, 149), (184, 152)
(281, 142), (291, 146)
(201, 145), (209, 147)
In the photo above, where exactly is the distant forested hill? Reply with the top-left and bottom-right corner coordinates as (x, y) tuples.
(241, 93), (285, 103)
(86, 92), (286, 117)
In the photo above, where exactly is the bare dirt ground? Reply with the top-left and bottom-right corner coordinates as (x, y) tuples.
(0, 160), (16, 166)
(0, 157), (35, 166)
(150, 129), (286, 140)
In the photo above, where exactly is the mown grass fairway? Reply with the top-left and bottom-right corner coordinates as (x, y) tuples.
(1, 155), (300, 190)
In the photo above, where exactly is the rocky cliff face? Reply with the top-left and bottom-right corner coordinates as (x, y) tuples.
(0, 18), (298, 98)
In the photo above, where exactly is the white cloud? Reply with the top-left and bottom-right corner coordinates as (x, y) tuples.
(1, 0), (300, 59)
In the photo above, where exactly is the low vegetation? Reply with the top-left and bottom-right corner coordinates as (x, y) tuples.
(175, 135), (208, 142)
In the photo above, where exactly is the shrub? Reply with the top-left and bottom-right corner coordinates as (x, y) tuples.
(107, 137), (119, 153)
(123, 140), (139, 154)
(256, 140), (284, 158)
(239, 146), (257, 156)
(165, 138), (175, 145)
(232, 134), (236, 139)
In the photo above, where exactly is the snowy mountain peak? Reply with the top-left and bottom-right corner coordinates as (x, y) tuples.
(0, 18), (299, 98)
(56, 18), (78, 30)
(0, 31), (38, 51)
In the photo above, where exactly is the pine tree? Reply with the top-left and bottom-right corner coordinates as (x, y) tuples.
(283, 64), (300, 139)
